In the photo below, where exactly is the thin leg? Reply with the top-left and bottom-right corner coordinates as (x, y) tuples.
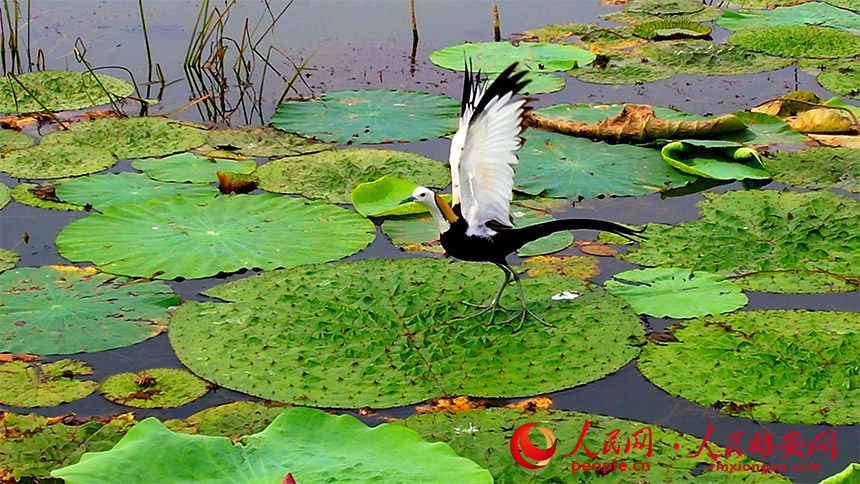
(456, 263), (515, 321)
(502, 266), (552, 332)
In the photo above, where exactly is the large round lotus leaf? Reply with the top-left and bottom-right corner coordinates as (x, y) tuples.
(204, 126), (332, 157)
(515, 130), (696, 199)
(0, 411), (135, 482)
(0, 128), (34, 152)
(53, 407), (493, 484)
(622, 0), (707, 15)
(0, 265), (178, 354)
(380, 213), (444, 253)
(56, 193), (375, 279)
(623, 190), (860, 293)
(768, 147), (859, 192)
(430, 41), (596, 72)
(0, 182), (8, 209)
(10, 183), (85, 210)
(39, 117), (208, 159)
(169, 258), (642, 408)
(270, 89), (459, 144)
(605, 268), (748, 318)
(0, 142), (115, 178)
(0, 359), (97, 407)
(131, 153), (256, 184)
(55, 172), (219, 211)
(633, 19), (711, 40)
(638, 40), (793, 75)
(99, 368), (209, 408)
(0, 70), (133, 113)
(568, 51), (673, 84)
(514, 22), (592, 42)
(400, 407), (791, 483)
(716, 2), (860, 32)
(661, 139), (771, 180)
(580, 26), (643, 49)
(0, 248), (18, 272)
(640, 310), (858, 424)
(256, 148), (449, 203)
(817, 61), (860, 99)
(185, 401), (288, 440)
(728, 26), (860, 59)
(603, 5), (723, 24)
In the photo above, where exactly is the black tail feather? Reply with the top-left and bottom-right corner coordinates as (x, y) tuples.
(506, 218), (645, 252)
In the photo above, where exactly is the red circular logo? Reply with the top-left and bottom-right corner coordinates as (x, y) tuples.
(510, 422), (557, 469)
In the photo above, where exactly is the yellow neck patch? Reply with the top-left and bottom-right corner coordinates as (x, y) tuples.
(434, 193), (459, 223)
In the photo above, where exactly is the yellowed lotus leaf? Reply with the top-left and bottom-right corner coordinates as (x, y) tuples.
(788, 108), (855, 133)
(807, 134), (860, 148)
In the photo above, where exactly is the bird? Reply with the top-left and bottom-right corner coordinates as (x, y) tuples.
(404, 62), (643, 330)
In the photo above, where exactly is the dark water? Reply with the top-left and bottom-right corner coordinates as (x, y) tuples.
(0, 1), (857, 482)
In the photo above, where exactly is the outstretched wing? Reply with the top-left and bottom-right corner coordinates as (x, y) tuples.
(448, 63), (530, 238)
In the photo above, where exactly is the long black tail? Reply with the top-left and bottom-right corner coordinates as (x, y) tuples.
(504, 218), (645, 253)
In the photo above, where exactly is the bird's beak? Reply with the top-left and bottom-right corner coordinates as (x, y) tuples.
(400, 196), (416, 204)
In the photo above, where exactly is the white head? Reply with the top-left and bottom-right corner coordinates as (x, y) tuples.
(408, 186), (457, 233)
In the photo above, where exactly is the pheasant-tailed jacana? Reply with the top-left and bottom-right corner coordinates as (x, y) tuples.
(405, 63), (643, 329)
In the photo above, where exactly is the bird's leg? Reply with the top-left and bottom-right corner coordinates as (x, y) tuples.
(502, 266), (553, 332)
(457, 263), (515, 321)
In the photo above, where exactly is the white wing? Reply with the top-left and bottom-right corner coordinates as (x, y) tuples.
(449, 65), (529, 238)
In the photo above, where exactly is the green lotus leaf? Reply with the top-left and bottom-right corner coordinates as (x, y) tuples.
(169, 258), (642, 408)
(0, 359), (97, 407)
(0, 265), (177, 354)
(819, 463), (860, 484)
(0, 128), (34, 153)
(823, 0), (859, 9)
(185, 401), (289, 440)
(380, 213), (444, 253)
(130, 152), (256, 184)
(514, 22), (592, 42)
(99, 368), (209, 408)
(56, 193), (375, 279)
(728, 25), (860, 58)
(351, 176), (425, 217)
(0, 248), (17, 272)
(816, 61), (860, 99)
(0, 411), (135, 482)
(568, 51), (673, 84)
(767, 147), (860, 192)
(488, 71), (565, 94)
(0, 142), (115, 179)
(256, 148), (449, 204)
(639, 310), (859, 424)
(721, 111), (807, 145)
(580, 26), (642, 48)
(622, 190), (860, 292)
(429, 41), (596, 72)
(638, 40), (793, 75)
(400, 407), (791, 483)
(0, 70), (133, 113)
(716, 2), (860, 32)
(0, 182), (8, 209)
(633, 19), (711, 40)
(39, 116), (208, 159)
(53, 407), (493, 484)
(605, 268), (748, 318)
(55, 172), (219, 210)
(661, 139), (771, 180)
(725, 0), (814, 6)
(204, 126), (332, 157)
(622, 0), (707, 15)
(270, 89), (459, 144)
(10, 182), (85, 210)
(603, 5), (724, 24)
(510, 201), (574, 256)
(515, 130), (696, 199)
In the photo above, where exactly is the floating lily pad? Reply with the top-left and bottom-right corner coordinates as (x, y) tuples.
(716, 2), (860, 32)
(514, 23), (592, 42)
(728, 25), (860, 58)
(270, 89), (459, 144)
(57, 193), (374, 279)
(131, 153), (256, 184)
(816, 61), (860, 99)
(400, 407), (791, 483)
(55, 172), (219, 211)
(39, 117), (208, 159)
(0, 142), (115, 179)
(580, 26), (643, 49)
(488, 71), (565, 94)
(633, 19), (711, 40)
(605, 268), (748, 318)
(568, 51), (673, 84)
(623, 190), (860, 292)
(351, 176), (425, 217)
(0, 359), (97, 407)
(622, 0), (708, 15)
(0, 411), (135, 482)
(0, 182), (8, 209)
(10, 182), (85, 210)
(185, 401), (288, 440)
(0, 248), (17, 272)
(0, 129), (34, 153)
(169, 258), (642, 408)
(515, 130), (696, 199)
(820, 463), (860, 484)
(603, 5), (724, 24)
(53, 407), (493, 484)
(0, 265), (178, 354)
(721, 111), (807, 145)
(767, 147), (860, 192)
(823, 0), (860, 9)
(430, 41), (596, 72)
(0, 70), (134, 113)
(638, 40), (793, 75)
(639, 310), (858, 424)
(521, 254), (599, 280)
(100, 368), (209, 408)
(510, 201), (574, 256)
(380, 213), (444, 253)
(204, 126), (332, 157)
(661, 139), (771, 180)
(257, 148), (449, 204)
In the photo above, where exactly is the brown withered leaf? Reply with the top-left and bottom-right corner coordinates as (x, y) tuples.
(506, 396), (553, 411)
(577, 241), (618, 256)
(646, 330), (679, 343)
(788, 108), (856, 134)
(0, 353), (40, 362)
(216, 170), (259, 194)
